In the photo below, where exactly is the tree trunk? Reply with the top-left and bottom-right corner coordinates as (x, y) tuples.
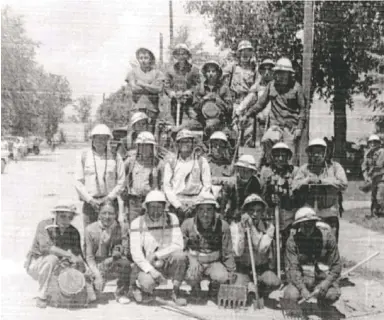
(333, 79), (347, 164)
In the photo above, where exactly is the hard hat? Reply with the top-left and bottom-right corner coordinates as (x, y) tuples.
(305, 138), (327, 152)
(273, 57), (295, 73)
(172, 43), (192, 58)
(272, 142), (293, 158)
(135, 47), (156, 63)
(142, 190), (167, 209)
(195, 192), (219, 208)
(259, 59), (276, 71)
(202, 60), (223, 78)
(235, 154), (257, 171)
(130, 112), (149, 127)
(209, 131), (228, 142)
(176, 129), (195, 142)
(368, 134), (381, 142)
(292, 207), (321, 227)
(242, 194), (267, 210)
(51, 201), (78, 216)
(90, 124), (112, 138)
(237, 40), (253, 52)
(136, 131), (157, 145)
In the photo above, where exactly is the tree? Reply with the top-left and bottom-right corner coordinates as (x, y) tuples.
(187, 1), (384, 162)
(74, 95), (93, 123)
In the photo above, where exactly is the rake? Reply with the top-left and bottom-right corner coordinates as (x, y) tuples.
(280, 252), (380, 319)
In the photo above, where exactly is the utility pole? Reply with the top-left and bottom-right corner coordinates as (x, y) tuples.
(159, 33), (164, 66)
(169, 0), (174, 49)
(299, 1), (314, 165)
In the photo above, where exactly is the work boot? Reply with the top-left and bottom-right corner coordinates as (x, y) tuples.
(172, 288), (187, 306)
(35, 297), (48, 309)
(208, 281), (220, 301)
(128, 286), (143, 303)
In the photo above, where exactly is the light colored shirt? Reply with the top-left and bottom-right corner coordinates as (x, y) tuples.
(163, 155), (212, 209)
(75, 149), (125, 203)
(130, 213), (183, 273)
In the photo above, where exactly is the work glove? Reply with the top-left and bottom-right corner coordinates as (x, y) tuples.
(315, 280), (331, 297)
(293, 129), (302, 140)
(266, 223), (275, 239)
(240, 213), (253, 228)
(186, 255), (203, 281)
(300, 287), (311, 300)
(228, 272), (237, 285)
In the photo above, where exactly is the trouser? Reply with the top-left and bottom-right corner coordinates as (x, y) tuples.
(82, 198), (119, 228)
(322, 216), (340, 243)
(134, 250), (187, 293)
(371, 181), (384, 217)
(185, 260), (230, 288)
(98, 257), (132, 296)
(170, 97), (193, 126)
(235, 263), (281, 298)
(27, 255), (61, 299)
(283, 275), (341, 306)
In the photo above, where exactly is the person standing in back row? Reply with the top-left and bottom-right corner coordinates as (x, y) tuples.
(75, 124), (125, 228)
(125, 47), (164, 133)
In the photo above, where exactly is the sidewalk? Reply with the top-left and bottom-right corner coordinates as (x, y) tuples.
(339, 201), (384, 272)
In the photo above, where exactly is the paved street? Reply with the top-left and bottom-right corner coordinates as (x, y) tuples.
(1, 145), (384, 320)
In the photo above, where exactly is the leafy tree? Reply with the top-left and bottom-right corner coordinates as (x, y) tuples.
(74, 95), (93, 123)
(187, 1), (384, 162)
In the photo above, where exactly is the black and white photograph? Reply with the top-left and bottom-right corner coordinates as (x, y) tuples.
(1, 1), (384, 319)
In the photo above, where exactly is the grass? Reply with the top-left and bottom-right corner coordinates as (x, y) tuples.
(342, 208), (384, 234)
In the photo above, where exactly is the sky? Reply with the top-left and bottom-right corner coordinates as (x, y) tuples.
(2, 0), (218, 114)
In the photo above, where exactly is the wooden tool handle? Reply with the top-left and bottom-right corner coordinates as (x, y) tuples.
(274, 206), (281, 279)
(155, 297), (210, 320)
(246, 226), (259, 300)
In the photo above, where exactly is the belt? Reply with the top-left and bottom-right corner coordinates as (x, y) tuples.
(189, 250), (220, 264)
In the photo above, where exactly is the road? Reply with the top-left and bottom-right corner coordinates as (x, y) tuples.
(1, 145), (384, 320)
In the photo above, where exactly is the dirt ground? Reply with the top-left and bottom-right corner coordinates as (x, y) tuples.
(1, 145), (384, 320)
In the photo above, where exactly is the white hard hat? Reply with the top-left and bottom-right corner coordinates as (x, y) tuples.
(368, 134), (381, 142)
(130, 112), (149, 127)
(195, 192), (219, 208)
(90, 124), (112, 138)
(51, 201), (78, 216)
(142, 190), (167, 209)
(242, 194), (267, 210)
(136, 131), (157, 145)
(273, 57), (295, 73)
(272, 142), (293, 158)
(202, 60), (223, 78)
(259, 59), (275, 70)
(210, 131), (228, 142)
(237, 40), (253, 52)
(306, 138), (327, 152)
(172, 43), (192, 57)
(292, 207), (321, 227)
(176, 129), (195, 142)
(235, 154), (257, 171)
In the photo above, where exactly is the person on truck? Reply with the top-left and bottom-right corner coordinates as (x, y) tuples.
(239, 58), (308, 164)
(125, 47), (164, 133)
(122, 131), (163, 224)
(164, 44), (201, 127)
(163, 129), (212, 224)
(75, 124), (125, 227)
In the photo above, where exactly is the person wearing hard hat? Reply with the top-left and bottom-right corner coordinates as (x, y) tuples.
(207, 131), (232, 184)
(181, 193), (236, 301)
(231, 194), (280, 300)
(260, 142), (298, 257)
(84, 200), (132, 304)
(129, 190), (187, 306)
(361, 134), (384, 217)
(125, 111), (150, 155)
(189, 61), (233, 141)
(164, 44), (201, 126)
(125, 47), (164, 133)
(75, 124), (125, 227)
(122, 131), (163, 223)
(222, 154), (262, 222)
(292, 138), (348, 242)
(25, 202), (86, 308)
(163, 129), (212, 223)
(283, 207), (341, 312)
(240, 57), (308, 165)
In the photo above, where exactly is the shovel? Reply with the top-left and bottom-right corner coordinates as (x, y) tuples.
(275, 205), (281, 280)
(280, 251), (380, 319)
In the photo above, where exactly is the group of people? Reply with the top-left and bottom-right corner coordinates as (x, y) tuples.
(24, 40), (352, 315)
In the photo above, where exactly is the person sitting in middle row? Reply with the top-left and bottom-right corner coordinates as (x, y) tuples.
(129, 190), (188, 306)
(182, 193), (237, 301)
(163, 129), (212, 223)
(231, 194), (281, 301)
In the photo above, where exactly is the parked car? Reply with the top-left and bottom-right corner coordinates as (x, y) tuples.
(1, 139), (10, 174)
(26, 136), (42, 155)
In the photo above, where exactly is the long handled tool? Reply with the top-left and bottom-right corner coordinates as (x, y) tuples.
(246, 226), (264, 309)
(176, 99), (181, 127)
(280, 251), (380, 319)
(275, 205), (281, 280)
(155, 297), (210, 320)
